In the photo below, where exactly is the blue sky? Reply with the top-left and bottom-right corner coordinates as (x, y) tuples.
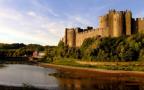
(0, 0), (144, 45)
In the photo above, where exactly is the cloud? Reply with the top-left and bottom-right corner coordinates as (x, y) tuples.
(0, 5), (66, 45)
(0, 0), (115, 45)
(0, 4), (99, 46)
(31, 0), (59, 17)
(27, 11), (37, 17)
(72, 16), (92, 26)
(0, 8), (22, 21)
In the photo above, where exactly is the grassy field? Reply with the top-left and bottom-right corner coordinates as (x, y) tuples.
(52, 58), (144, 71)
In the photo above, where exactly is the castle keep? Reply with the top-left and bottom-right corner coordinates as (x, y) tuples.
(62, 10), (144, 47)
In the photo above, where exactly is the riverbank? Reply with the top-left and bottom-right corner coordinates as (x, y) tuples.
(41, 58), (144, 71)
(39, 63), (144, 78)
(0, 84), (44, 90)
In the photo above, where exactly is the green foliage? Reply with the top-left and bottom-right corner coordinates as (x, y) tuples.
(139, 49), (144, 61)
(40, 46), (57, 63)
(0, 43), (44, 57)
(0, 43), (25, 49)
(58, 40), (65, 48)
(24, 44), (44, 51)
(55, 33), (144, 62)
(52, 58), (79, 66)
(81, 38), (96, 49)
(2, 33), (144, 62)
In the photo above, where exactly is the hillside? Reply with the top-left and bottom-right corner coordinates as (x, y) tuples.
(50, 33), (144, 62)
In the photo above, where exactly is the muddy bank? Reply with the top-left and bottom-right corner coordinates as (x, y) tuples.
(39, 63), (144, 78)
(0, 85), (45, 90)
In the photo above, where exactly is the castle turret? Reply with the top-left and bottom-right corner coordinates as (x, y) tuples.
(125, 10), (132, 35)
(65, 28), (76, 47)
(108, 10), (116, 37)
(113, 12), (123, 37)
(99, 15), (108, 29)
(136, 18), (144, 33)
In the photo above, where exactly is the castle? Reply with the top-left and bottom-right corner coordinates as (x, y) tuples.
(62, 10), (144, 47)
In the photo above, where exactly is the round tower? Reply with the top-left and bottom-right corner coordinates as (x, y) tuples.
(66, 28), (76, 47)
(125, 10), (132, 35)
(99, 15), (108, 29)
(113, 12), (123, 37)
(108, 10), (116, 37)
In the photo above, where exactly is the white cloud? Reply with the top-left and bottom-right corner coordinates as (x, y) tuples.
(31, 0), (59, 17)
(73, 16), (92, 26)
(0, 7), (65, 45)
(0, 1), (99, 45)
(27, 11), (37, 17)
(0, 8), (22, 21)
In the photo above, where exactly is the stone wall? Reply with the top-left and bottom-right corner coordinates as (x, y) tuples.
(137, 18), (144, 33)
(75, 29), (100, 47)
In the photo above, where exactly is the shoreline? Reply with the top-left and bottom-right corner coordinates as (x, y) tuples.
(39, 63), (144, 77)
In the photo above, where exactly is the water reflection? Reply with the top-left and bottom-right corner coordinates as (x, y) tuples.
(0, 64), (144, 90)
(52, 70), (144, 90)
(0, 64), (59, 89)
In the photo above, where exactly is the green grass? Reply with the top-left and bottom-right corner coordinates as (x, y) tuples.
(52, 58), (144, 71)
(52, 58), (80, 66)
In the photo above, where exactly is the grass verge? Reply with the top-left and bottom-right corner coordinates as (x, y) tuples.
(52, 58), (144, 71)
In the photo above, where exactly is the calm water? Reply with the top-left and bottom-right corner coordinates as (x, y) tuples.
(0, 64), (144, 90)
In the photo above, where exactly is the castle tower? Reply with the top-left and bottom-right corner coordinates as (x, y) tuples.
(136, 18), (144, 33)
(99, 15), (108, 28)
(125, 10), (132, 35)
(108, 10), (116, 37)
(65, 28), (76, 47)
(113, 12), (123, 37)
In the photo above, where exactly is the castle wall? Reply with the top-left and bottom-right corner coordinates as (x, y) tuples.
(131, 19), (137, 34)
(101, 27), (109, 37)
(137, 18), (144, 33)
(75, 29), (100, 47)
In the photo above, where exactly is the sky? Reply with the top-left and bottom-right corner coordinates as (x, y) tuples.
(0, 0), (144, 46)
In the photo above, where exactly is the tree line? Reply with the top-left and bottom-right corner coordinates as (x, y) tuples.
(44, 33), (144, 62)
(0, 43), (45, 57)
(1, 33), (144, 62)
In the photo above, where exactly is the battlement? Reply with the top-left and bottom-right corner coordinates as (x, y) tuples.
(136, 18), (144, 21)
(63, 10), (144, 47)
(108, 9), (116, 13)
(125, 10), (132, 13)
(99, 15), (108, 19)
(66, 26), (95, 34)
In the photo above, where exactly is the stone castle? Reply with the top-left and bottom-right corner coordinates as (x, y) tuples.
(62, 10), (144, 47)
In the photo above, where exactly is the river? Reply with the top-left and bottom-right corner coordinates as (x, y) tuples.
(0, 64), (144, 90)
